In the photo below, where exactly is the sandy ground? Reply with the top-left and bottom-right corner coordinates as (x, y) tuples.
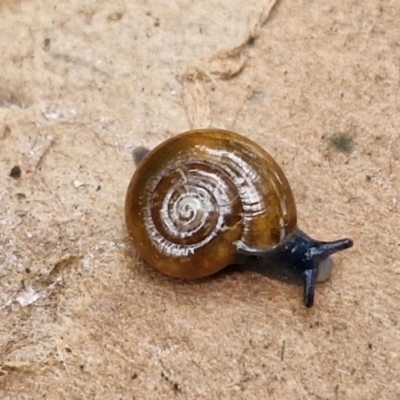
(1, 0), (399, 399)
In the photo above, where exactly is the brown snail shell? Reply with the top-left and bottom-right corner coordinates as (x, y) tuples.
(125, 129), (353, 307)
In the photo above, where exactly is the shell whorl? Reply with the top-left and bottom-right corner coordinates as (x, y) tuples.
(145, 161), (243, 257)
(125, 129), (297, 279)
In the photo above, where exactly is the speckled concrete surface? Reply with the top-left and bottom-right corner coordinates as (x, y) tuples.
(1, 1), (399, 398)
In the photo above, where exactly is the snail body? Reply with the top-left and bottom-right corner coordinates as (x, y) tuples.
(125, 129), (353, 307)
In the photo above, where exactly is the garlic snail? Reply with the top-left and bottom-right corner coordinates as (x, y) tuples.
(125, 129), (353, 307)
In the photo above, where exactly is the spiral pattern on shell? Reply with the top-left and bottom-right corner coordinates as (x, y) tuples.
(125, 129), (297, 279)
(147, 161), (243, 256)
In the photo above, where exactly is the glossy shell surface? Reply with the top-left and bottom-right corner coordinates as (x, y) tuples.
(125, 129), (297, 279)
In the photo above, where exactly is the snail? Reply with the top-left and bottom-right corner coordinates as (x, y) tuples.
(125, 129), (353, 307)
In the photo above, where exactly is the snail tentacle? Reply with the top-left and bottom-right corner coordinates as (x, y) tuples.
(235, 229), (353, 307)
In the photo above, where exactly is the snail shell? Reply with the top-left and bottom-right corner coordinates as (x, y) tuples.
(125, 129), (353, 307)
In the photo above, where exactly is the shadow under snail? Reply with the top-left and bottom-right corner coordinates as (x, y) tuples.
(125, 129), (353, 307)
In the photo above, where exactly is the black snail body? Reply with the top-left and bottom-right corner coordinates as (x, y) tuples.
(125, 129), (353, 307)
